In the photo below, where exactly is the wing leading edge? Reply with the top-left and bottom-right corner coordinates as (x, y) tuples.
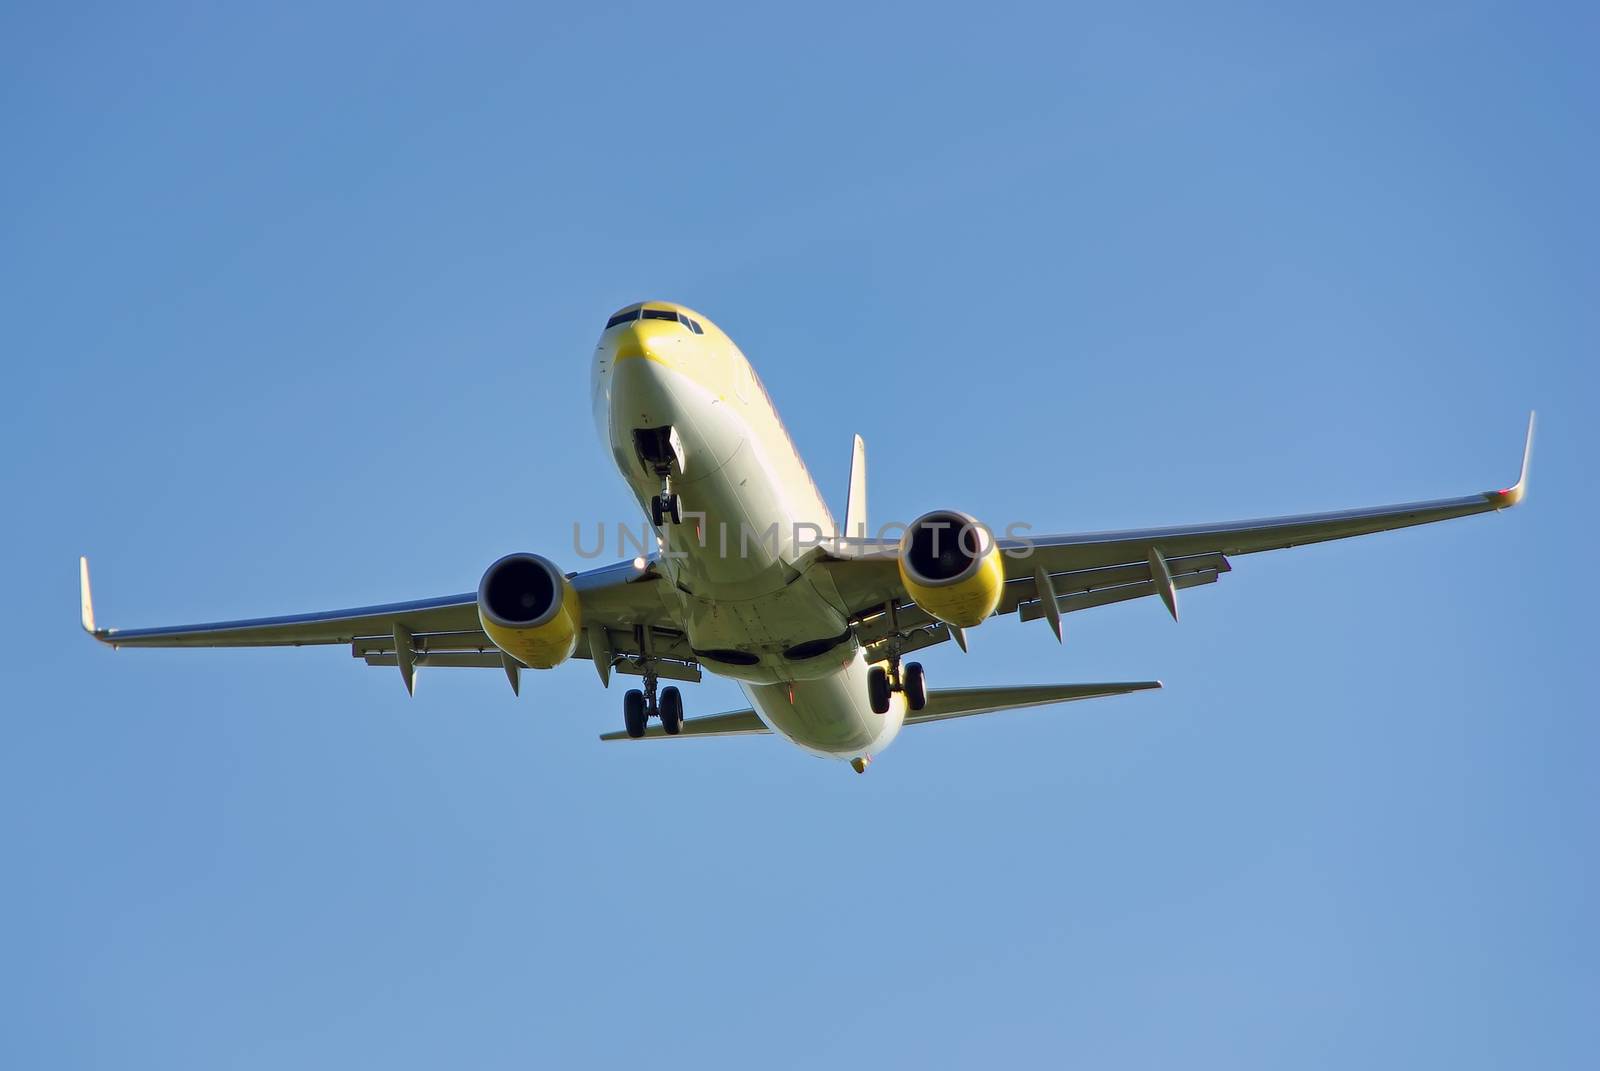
(79, 558), (480, 647)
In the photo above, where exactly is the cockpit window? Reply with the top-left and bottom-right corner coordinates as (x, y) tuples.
(606, 307), (703, 333)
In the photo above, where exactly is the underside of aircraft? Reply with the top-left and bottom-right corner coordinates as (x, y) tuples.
(81, 302), (1533, 771)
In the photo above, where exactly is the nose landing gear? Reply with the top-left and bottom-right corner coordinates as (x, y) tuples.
(634, 426), (685, 527)
(650, 491), (683, 527)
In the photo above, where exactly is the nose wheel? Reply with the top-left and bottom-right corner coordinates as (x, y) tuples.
(867, 660), (927, 714)
(650, 493), (683, 526)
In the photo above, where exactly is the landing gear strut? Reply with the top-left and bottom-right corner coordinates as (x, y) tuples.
(642, 432), (683, 524)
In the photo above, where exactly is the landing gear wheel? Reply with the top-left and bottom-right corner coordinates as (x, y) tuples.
(660, 686), (684, 735)
(867, 666), (892, 714)
(623, 689), (647, 738)
(903, 661), (927, 712)
(650, 493), (682, 526)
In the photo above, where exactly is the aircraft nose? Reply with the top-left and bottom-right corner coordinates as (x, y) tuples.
(612, 320), (679, 366)
(609, 322), (685, 425)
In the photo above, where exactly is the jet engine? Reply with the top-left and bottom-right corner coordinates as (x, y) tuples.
(897, 510), (1005, 629)
(477, 553), (581, 669)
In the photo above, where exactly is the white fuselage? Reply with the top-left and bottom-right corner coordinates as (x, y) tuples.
(591, 305), (904, 761)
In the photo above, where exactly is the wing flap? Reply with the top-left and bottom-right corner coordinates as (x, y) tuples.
(1016, 568), (1221, 622)
(364, 651), (506, 669)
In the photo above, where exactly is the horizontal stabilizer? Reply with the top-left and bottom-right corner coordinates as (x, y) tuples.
(906, 680), (1162, 725)
(600, 707), (769, 741)
(600, 681), (1162, 740)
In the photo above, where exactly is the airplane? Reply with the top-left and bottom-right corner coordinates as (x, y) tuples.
(80, 302), (1534, 773)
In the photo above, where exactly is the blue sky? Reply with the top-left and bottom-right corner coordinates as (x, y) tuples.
(2, 2), (1595, 1067)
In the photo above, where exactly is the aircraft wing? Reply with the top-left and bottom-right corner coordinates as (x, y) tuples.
(818, 414), (1533, 654)
(79, 555), (693, 693)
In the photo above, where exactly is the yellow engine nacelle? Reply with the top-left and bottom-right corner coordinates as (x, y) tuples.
(897, 510), (1005, 629)
(477, 553), (581, 669)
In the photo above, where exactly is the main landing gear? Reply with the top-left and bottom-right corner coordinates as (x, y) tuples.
(621, 626), (684, 738)
(867, 658), (926, 715)
(867, 600), (927, 715)
(622, 668), (683, 738)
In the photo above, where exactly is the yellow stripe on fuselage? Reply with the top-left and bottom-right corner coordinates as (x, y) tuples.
(611, 307), (739, 401)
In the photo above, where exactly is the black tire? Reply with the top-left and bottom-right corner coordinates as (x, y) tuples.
(624, 689), (647, 738)
(660, 686), (684, 735)
(668, 494), (683, 525)
(650, 496), (665, 527)
(903, 662), (927, 712)
(867, 666), (892, 714)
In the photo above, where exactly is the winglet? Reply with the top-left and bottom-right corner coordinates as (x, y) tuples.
(79, 556), (97, 634)
(1487, 411), (1535, 509)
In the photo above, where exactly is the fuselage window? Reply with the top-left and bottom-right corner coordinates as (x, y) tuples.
(605, 309), (640, 329)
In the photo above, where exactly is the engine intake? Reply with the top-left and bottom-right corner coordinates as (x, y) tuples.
(477, 553), (581, 669)
(898, 510), (1005, 629)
